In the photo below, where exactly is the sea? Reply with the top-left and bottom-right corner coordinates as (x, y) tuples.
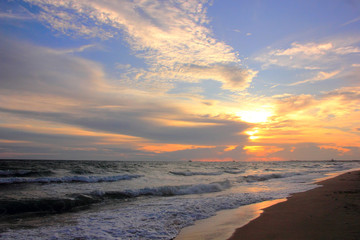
(0, 159), (359, 240)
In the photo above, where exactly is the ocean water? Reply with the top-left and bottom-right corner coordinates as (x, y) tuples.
(0, 159), (359, 239)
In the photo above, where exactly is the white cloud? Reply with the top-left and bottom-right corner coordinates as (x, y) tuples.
(0, 12), (33, 20)
(342, 16), (360, 26)
(255, 39), (360, 70)
(179, 64), (257, 91)
(24, 0), (253, 91)
(274, 42), (333, 56)
(289, 70), (340, 86)
(255, 38), (360, 87)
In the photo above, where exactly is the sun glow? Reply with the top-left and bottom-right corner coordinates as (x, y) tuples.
(245, 128), (260, 140)
(236, 109), (273, 123)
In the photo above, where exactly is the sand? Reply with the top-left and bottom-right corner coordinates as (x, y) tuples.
(228, 170), (360, 240)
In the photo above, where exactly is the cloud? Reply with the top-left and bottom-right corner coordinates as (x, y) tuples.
(0, 12), (33, 20)
(54, 44), (99, 54)
(0, 38), (253, 160)
(273, 87), (360, 122)
(0, 106), (250, 146)
(342, 16), (360, 26)
(274, 42), (333, 56)
(323, 87), (360, 101)
(254, 38), (360, 88)
(178, 64), (257, 91)
(23, 0), (254, 91)
(0, 5), (34, 21)
(275, 94), (315, 113)
(243, 145), (284, 157)
(0, 38), (106, 100)
(288, 70), (340, 86)
(255, 38), (360, 70)
(254, 87), (360, 156)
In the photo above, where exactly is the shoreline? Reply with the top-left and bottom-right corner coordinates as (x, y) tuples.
(228, 170), (360, 240)
(175, 199), (286, 240)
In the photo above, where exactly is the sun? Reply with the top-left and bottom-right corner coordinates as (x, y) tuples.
(236, 110), (272, 123)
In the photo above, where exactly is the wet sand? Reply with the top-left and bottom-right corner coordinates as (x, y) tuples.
(175, 199), (286, 240)
(228, 170), (360, 240)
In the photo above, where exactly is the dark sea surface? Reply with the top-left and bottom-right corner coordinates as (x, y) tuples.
(1, 159), (359, 239)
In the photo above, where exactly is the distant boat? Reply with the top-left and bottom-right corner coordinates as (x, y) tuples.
(188, 160), (192, 162)
(331, 158), (335, 162)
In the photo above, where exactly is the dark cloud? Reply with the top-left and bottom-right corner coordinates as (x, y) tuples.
(0, 107), (250, 146)
(0, 38), (251, 160)
(269, 143), (356, 161)
(0, 38), (104, 99)
(323, 87), (360, 101)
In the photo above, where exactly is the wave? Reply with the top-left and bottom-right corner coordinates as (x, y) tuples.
(224, 169), (245, 174)
(0, 180), (231, 216)
(242, 172), (302, 183)
(169, 171), (223, 176)
(70, 168), (94, 175)
(0, 194), (101, 216)
(96, 180), (232, 198)
(0, 169), (54, 178)
(0, 174), (142, 185)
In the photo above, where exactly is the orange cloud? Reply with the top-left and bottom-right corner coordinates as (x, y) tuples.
(0, 139), (29, 144)
(139, 144), (215, 154)
(243, 145), (284, 157)
(224, 145), (237, 152)
(245, 156), (285, 162)
(319, 145), (350, 154)
(196, 157), (234, 162)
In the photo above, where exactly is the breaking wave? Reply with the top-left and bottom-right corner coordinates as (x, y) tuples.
(169, 171), (223, 176)
(224, 169), (245, 174)
(0, 174), (142, 185)
(0, 194), (100, 216)
(242, 172), (301, 182)
(0, 180), (232, 216)
(0, 169), (54, 178)
(96, 179), (232, 198)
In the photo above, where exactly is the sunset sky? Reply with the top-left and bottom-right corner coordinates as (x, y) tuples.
(1, 0), (360, 161)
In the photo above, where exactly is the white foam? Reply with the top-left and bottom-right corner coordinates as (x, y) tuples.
(92, 180), (232, 198)
(1, 182), (317, 240)
(169, 171), (223, 176)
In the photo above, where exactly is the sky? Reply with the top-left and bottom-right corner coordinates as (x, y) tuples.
(0, 0), (360, 161)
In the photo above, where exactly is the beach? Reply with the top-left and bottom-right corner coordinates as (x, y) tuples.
(228, 170), (360, 240)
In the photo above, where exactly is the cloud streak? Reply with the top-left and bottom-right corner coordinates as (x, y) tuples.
(256, 39), (360, 70)
(288, 70), (340, 86)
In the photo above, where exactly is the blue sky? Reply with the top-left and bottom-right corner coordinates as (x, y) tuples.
(1, 0), (360, 161)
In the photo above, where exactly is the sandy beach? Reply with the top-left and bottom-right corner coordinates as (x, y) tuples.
(228, 170), (360, 240)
